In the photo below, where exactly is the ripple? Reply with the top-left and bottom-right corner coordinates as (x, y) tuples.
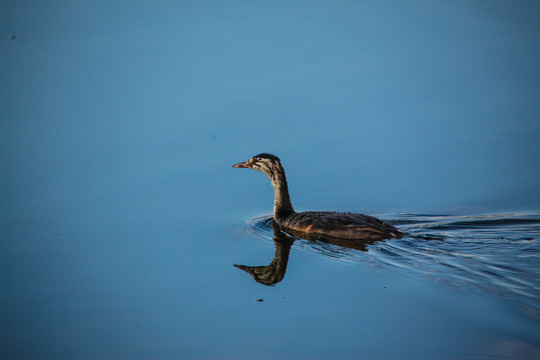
(246, 212), (540, 317)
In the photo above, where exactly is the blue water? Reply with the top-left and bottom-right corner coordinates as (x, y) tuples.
(1, 1), (540, 359)
(246, 214), (540, 310)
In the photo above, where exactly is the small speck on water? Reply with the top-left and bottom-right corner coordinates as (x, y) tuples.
(256, 298), (264, 302)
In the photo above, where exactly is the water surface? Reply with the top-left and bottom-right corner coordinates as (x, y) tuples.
(1, 1), (540, 359)
(244, 214), (540, 314)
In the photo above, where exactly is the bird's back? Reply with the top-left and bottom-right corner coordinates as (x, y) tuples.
(279, 211), (403, 240)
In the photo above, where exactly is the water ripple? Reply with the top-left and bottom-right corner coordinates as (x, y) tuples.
(246, 213), (540, 317)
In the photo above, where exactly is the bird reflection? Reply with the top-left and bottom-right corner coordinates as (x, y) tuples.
(234, 221), (382, 286)
(234, 222), (294, 286)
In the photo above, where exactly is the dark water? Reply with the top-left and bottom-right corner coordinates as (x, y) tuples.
(2, 1), (540, 359)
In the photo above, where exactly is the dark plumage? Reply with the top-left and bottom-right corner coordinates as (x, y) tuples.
(233, 153), (403, 240)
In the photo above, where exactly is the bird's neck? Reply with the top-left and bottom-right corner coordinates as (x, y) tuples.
(269, 167), (295, 222)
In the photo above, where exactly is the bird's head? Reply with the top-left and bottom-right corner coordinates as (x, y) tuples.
(232, 153), (283, 177)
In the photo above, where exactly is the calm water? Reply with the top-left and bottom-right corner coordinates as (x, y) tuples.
(2, 1), (540, 359)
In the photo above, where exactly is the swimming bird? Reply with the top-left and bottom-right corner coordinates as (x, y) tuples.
(232, 153), (404, 240)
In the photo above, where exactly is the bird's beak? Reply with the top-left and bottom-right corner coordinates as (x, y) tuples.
(232, 159), (251, 168)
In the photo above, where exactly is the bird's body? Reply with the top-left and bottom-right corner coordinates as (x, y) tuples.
(279, 211), (402, 240)
(233, 153), (403, 240)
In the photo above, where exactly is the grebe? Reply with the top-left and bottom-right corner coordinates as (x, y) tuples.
(232, 153), (404, 240)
